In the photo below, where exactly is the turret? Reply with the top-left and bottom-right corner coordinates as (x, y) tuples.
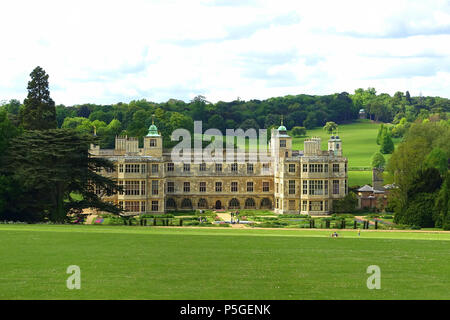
(270, 117), (292, 159)
(328, 135), (342, 156)
(143, 115), (163, 157)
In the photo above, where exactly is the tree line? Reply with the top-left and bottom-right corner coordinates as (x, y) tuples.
(3, 86), (448, 150)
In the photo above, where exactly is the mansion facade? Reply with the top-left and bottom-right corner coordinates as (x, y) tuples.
(90, 123), (348, 215)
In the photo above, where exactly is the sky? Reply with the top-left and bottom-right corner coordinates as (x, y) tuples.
(0, 0), (449, 105)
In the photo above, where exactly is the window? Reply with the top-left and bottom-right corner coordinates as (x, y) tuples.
(151, 201), (158, 211)
(324, 164), (329, 173)
(150, 139), (157, 147)
(345, 179), (348, 195)
(247, 163), (254, 173)
(309, 180), (324, 195)
(345, 163), (347, 172)
(333, 180), (339, 194)
(276, 183), (279, 193)
(141, 181), (146, 195)
(280, 140), (286, 147)
(247, 181), (254, 192)
(231, 181), (238, 192)
(119, 164), (124, 173)
(289, 164), (296, 173)
(199, 163), (206, 171)
(125, 181), (140, 195)
(125, 164), (140, 173)
(289, 180), (295, 194)
(183, 163), (190, 172)
(215, 182), (222, 192)
(167, 163), (174, 172)
(118, 180), (124, 195)
(245, 198), (255, 208)
(215, 163), (222, 172)
(167, 182), (174, 193)
(263, 182), (270, 192)
(184, 182), (190, 192)
(152, 180), (158, 195)
(303, 164), (307, 172)
(151, 164), (158, 173)
(166, 198), (176, 209)
(198, 198), (207, 209)
(276, 198), (279, 209)
(199, 182), (206, 192)
(309, 164), (323, 173)
(231, 163), (238, 172)
(302, 201), (307, 211)
(262, 163), (270, 173)
(289, 200), (295, 210)
(303, 180), (308, 195)
(333, 164), (340, 173)
(325, 200), (328, 211)
(95, 184), (102, 195)
(141, 164), (146, 173)
(324, 180), (328, 195)
(309, 201), (323, 211)
(125, 201), (140, 212)
(141, 201), (146, 212)
(118, 201), (124, 210)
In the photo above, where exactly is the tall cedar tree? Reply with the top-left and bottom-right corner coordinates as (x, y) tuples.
(21, 66), (57, 130)
(3, 129), (122, 222)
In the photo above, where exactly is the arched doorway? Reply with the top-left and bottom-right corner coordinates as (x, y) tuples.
(229, 198), (240, 209)
(166, 198), (176, 209)
(181, 198), (192, 209)
(198, 198), (208, 209)
(261, 198), (272, 209)
(245, 198), (256, 209)
(215, 200), (222, 209)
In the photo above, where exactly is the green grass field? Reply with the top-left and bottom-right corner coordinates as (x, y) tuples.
(1, 224), (449, 300)
(291, 120), (400, 186)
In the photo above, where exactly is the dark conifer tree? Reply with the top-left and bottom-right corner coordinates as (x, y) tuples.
(21, 66), (57, 130)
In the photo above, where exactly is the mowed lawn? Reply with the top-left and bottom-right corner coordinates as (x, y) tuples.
(1, 225), (449, 300)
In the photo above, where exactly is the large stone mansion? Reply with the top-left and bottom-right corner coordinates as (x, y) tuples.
(90, 122), (348, 215)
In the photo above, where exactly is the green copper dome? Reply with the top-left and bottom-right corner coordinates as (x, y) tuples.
(147, 124), (159, 136)
(278, 125), (287, 131)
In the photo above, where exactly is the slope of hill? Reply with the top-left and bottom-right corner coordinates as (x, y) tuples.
(291, 119), (400, 186)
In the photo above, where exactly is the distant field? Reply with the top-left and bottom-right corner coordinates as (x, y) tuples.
(291, 119), (399, 167)
(1, 225), (449, 300)
(291, 120), (400, 186)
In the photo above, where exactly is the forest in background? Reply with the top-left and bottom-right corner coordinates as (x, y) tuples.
(2, 87), (449, 149)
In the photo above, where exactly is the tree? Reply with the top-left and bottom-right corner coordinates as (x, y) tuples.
(332, 192), (358, 213)
(376, 124), (385, 145)
(323, 121), (337, 134)
(3, 129), (122, 222)
(424, 147), (448, 176)
(291, 126), (306, 137)
(380, 131), (394, 154)
(20, 66), (57, 130)
(371, 152), (386, 168)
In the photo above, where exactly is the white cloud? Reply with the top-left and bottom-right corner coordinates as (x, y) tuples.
(0, 0), (449, 105)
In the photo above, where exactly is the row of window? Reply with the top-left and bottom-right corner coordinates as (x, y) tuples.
(167, 181), (270, 193)
(118, 200), (159, 212)
(113, 162), (347, 175)
(301, 163), (347, 173)
(167, 162), (267, 173)
(274, 199), (330, 211)
(275, 179), (347, 195)
(118, 164), (159, 174)
(118, 180), (159, 195)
